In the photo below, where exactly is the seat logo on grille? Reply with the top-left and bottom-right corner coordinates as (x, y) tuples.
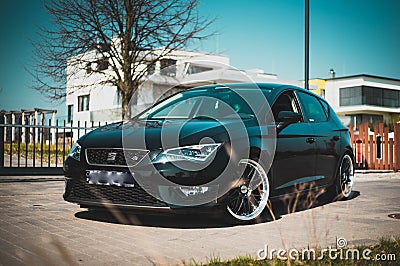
(107, 152), (117, 161)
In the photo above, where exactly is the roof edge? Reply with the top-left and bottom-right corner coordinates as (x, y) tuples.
(326, 74), (400, 83)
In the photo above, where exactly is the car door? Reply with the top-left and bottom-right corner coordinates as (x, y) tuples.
(295, 91), (340, 187)
(270, 90), (317, 196)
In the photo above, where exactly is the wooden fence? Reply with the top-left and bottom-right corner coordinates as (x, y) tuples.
(350, 122), (400, 171)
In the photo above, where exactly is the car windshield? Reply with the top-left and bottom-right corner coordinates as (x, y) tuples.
(138, 88), (272, 120)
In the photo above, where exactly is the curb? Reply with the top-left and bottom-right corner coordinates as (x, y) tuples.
(355, 170), (397, 174)
(0, 176), (65, 183)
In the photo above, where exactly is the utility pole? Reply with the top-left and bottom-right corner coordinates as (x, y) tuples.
(305, 0), (310, 90)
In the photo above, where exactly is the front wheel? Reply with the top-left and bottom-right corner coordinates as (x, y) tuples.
(334, 153), (354, 200)
(226, 158), (270, 222)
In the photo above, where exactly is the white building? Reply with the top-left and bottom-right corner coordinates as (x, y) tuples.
(325, 74), (400, 128)
(66, 47), (302, 125)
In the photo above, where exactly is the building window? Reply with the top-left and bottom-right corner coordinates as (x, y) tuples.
(147, 62), (156, 76)
(187, 64), (213, 74)
(383, 89), (400, 107)
(96, 58), (109, 71)
(98, 43), (111, 52)
(78, 95), (90, 112)
(113, 89), (122, 106)
(67, 105), (74, 123)
(339, 86), (362, 106)
(85, 63), (92, 74)
(340, 86), (400, 107)
(363, 86), (382, 106)
(349, 114), (383, 127)
(160, 59), (177, 77)
(320, 89), (325, 99)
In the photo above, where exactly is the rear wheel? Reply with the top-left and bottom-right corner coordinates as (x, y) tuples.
(226, 158), (270, 222)
(334, 153), (354, 200)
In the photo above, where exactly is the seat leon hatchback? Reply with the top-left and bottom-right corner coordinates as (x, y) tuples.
(64, 83), (355, 223)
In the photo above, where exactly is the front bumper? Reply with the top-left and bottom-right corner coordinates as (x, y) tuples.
(63, 157), (228, 212)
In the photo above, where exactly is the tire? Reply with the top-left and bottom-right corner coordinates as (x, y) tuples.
(224, 158), (270, 224)
(333, 153), (354, 201)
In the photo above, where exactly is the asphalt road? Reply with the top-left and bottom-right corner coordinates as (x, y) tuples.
(0, 173), (399, 265)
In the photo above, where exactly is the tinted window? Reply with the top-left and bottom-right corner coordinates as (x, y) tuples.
(319, 99), (330, 118)
(272, 92), (299, 122)
(339, 86), (400, 107)
(340, 86), (362, 106)
(297, 92), (327, 123)
(143, 88), (271, 120)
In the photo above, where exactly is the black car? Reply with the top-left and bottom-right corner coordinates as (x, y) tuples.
(64, 83), (354, 223)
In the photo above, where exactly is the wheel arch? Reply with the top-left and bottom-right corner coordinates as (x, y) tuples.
(330, 147), (355, 187)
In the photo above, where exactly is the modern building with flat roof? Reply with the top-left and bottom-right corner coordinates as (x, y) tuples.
(324, 74), (400, 128)
(66, 47), (303, 124)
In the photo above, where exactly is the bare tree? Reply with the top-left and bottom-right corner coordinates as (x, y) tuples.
(31, 0), (213, 118)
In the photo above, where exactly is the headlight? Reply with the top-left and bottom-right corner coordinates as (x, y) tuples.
(68, 142), (82, 161)
(155, 143), (222, 163)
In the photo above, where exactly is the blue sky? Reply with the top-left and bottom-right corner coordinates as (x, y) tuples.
(1, 0), (399, 119)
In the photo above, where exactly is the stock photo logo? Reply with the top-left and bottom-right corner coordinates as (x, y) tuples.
(257, 237), (397, 262)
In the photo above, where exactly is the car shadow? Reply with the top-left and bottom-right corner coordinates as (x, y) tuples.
(75, 209), (236, 229)
(74, 190), (360, 229)
(271, 190), (360, 218)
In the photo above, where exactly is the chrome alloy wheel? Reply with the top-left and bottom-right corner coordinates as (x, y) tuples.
(227, 158), (270, 221)
(339, 154), (354, 198)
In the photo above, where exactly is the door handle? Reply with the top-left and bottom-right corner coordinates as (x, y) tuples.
(306, 137), (316, 144)
(333, 136), (340, 141)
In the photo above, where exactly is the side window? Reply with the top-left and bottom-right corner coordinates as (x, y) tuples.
(272, 91), (301, 122)
(297, 92), (327, 123)
(319, 99), (330, 118)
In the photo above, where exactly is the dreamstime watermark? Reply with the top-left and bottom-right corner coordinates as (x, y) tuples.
(257, 237), (397, 261)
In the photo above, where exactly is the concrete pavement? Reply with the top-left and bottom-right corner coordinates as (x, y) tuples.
(0, 173), (399, 265)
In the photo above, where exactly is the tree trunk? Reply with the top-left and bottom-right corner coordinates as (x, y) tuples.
(121, 84), (138, 120)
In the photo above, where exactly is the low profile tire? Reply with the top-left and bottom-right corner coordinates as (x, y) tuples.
(333, 153), (354, 201)
(225, 158), (270, 224)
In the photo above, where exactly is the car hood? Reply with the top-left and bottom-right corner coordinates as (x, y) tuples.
(78, 119), (252, 150)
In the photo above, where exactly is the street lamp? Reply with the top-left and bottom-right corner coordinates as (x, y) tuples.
(305, 0), (309, 90)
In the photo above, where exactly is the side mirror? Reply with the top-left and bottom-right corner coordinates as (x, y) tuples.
(277, 111), (302, 132)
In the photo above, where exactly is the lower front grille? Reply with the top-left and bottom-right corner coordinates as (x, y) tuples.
(67, 178), (168, 207)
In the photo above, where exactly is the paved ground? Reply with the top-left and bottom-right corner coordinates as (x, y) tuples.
(0, 173), (399, 265)
(4, 154), (59, 167)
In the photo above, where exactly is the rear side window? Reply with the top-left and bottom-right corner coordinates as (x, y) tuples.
(296, 91), (328, 123)
(319, 99), (330, 118)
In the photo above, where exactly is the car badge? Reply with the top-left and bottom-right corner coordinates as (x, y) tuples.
(107, 152), (117, 161)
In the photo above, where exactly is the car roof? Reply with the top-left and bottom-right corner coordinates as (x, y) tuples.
(190, 82), (314, 96)
(185, 83), (326, 104)
(188, 83), (284, 91)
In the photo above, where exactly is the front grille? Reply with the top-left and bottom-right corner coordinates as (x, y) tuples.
(67, 178), (168, 207)
(85, 148), (149, 167)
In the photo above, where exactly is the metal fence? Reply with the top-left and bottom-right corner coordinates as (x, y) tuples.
(0, 116), (107, 175)
(2, 116), (400, 175)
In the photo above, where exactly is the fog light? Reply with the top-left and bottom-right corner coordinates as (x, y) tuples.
(179, 186), (209, 197)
